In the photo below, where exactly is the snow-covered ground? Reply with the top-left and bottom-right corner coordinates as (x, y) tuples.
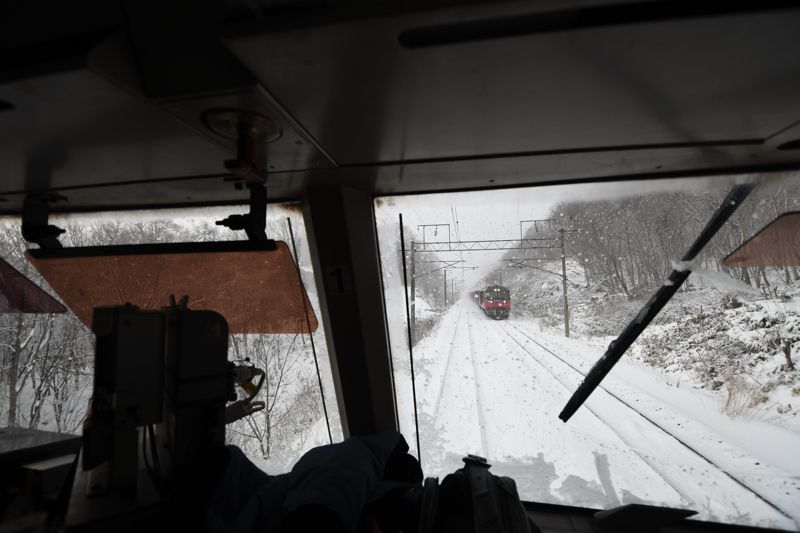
(625, 298), (800, 428)
(415, 297), (437, 320)
(392, 297), (799, 530)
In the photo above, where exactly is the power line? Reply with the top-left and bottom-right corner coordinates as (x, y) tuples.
(413, 238), (558, 253)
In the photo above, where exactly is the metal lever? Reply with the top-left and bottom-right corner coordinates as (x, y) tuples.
(225, 399), (266, 424)
(225, 362), (266, 424)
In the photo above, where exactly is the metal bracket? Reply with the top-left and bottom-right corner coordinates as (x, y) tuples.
(21, 193), (66, 249)
(215, 183), (268, 241)
(216, 121), (270, 241)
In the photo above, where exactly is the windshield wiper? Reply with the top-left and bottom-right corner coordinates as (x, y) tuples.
(559, 183), (755, 422)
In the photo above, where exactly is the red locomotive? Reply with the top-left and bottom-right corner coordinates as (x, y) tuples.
(477, 285), (511, 319)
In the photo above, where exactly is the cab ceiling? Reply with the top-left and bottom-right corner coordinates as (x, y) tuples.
(1, 0), (799, 213)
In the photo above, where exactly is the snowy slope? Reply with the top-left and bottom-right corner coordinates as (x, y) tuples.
(509, 322), (800, 528)
(393, 298), (798, 530)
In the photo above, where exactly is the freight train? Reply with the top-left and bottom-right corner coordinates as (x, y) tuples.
(475, 285), (511, 319)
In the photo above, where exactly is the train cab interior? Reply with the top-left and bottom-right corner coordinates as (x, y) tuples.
(1, 1), (800, 532)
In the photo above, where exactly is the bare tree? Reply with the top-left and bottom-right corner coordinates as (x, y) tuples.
(1, 207), (333, 473)
(226, 332), (322, 463)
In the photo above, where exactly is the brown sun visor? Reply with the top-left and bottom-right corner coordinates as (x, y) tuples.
(723, 212), (800, 267)
(26, 240), (318, 334)
(0, 257), (67, 313)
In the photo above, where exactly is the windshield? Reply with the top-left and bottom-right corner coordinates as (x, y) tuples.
(0, 205), (342, 473)
(375, 173), (800, 530)
(485, 287), (510, 301)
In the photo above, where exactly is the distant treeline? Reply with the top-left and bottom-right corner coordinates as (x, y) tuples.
(544, 178), (800, 297)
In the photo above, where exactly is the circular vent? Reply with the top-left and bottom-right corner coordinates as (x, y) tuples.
(201, 108), (282, 144)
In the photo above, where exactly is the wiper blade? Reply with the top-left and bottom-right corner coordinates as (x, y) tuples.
(559, 183), (755, 422)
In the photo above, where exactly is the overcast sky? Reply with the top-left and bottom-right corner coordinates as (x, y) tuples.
(372, 175), (752, 287)
(9, 172), (774, 293)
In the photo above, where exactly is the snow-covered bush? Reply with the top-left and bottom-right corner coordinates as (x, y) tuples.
(723, 376), (768, 419)
(635, 299), (799, 419)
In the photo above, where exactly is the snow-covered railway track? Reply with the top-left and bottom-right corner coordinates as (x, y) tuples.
(432, 309), (463, 420)
(466, 319), (491, 459)
(498, 323), (694, 504)
(499, 321), (795, 525)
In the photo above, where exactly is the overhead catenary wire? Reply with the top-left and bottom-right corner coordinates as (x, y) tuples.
(287, 217), (333, 444)
(414, 262), (474, 279)
(399, 214), (422, 466)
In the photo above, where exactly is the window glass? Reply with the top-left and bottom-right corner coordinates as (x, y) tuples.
(0, 204), (341, 473)
(375, 173), (800, 530)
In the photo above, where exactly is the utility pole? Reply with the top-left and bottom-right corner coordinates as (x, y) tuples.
(443, 269), (447, 306)
(410, 243), (416, 336)
(560, 228), (571, 338)
(414, 222), (450, 319)
(518, 217), (571, 337)
(414, 259), (475, 311)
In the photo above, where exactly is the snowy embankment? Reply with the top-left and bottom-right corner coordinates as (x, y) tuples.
(415, 297), (437, 320)
(628, 298), (800, 428)
(394, 298), (798, 530)
(518, 323), (800, 529)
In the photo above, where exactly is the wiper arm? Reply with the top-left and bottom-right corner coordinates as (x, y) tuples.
(559, 183), (755, 422)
